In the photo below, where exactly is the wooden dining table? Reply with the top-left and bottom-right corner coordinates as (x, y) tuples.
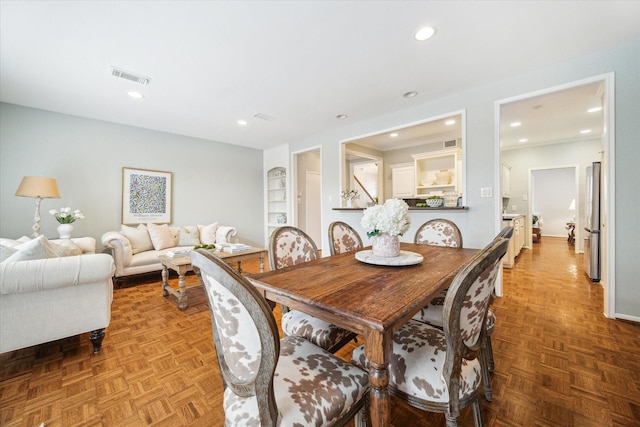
(247, 242), (479, 427)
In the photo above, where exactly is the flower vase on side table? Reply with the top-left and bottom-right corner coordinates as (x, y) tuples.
(371, 233), (400, 257)
(57, 223), (73, 239)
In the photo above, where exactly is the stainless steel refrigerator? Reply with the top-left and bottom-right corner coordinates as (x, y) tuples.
(584, 162), (601, 282)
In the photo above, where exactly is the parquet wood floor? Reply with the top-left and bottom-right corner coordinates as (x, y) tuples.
(1, 237), (639, 426)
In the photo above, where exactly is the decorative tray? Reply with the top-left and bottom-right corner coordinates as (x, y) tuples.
(355, 250), (424, 266)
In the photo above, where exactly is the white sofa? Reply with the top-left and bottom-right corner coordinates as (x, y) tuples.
(101, 223), (236, 285)
(0, 236), (116, 354)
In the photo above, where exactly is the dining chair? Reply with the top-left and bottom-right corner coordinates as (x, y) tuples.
(352, 237), (510, 427)
(414, 218), (463, 248)
(412, 219), (463, 326)
(412, 225), (514, 401)
(484, 225), (514, 373)
(191, 249), (370, 426)
(328, 221), (363, 255)
(269, 226), (358, 353)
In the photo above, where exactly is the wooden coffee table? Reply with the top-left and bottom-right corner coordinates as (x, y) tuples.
(160, 247), (267, 310)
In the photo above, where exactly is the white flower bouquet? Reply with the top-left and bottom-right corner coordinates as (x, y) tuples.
(360, 198), (410, 238)
(49, 207), (85, 224)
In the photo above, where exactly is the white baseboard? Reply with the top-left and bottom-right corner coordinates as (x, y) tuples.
(614, 313), (640, 323)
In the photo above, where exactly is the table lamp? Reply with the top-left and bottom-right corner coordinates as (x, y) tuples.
(15, 176), (61, 237)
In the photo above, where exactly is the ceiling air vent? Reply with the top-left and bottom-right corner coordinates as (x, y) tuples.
(111, 67), (151, 85)
(443, 139), (458, 149)
(253, 113), (275, 121)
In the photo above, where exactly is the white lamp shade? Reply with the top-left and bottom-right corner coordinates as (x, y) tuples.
(15, 176), (61, 199)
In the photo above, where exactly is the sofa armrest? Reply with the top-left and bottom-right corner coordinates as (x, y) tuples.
(0, 254), (116, 295)
(50, 237), (97, 254)
(101, 231), (132, 277)
(216, 226), (237, 244)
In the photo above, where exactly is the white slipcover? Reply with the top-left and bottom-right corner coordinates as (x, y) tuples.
(0, 246), (115, 354)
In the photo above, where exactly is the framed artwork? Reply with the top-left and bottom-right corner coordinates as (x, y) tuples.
(122, 167), (173, 224)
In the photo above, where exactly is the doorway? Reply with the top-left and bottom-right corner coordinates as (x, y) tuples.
(530, 167), (578, 243)
(293, 148), (322, 250)
(496, 73), (614, 317)
(305, 171), (322, 247)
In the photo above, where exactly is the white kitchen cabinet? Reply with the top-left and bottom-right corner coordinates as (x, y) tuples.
(501, 161), (511, 198)
(391, 165), (415, 198)
(515, 216), (525, 253)
(502, 214), (526, 268)
(411, 149), (461, 197)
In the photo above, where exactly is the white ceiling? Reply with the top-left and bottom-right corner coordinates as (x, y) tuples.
(1, 1), (638, 151)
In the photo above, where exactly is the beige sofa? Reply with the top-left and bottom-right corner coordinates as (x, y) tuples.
(101, 223), (236, 285)
(0, 236), (115, 354)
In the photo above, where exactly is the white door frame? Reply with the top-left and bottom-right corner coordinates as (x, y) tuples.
(305, 171), (322, 249)
(494, 73), (615, 318)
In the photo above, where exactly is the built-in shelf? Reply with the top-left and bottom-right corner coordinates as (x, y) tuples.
(267, 167), (288, 236)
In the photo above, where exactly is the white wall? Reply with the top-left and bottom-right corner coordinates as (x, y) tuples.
(532, 167), (576, 237)
(285, 40), (640, 319)
(0, 103), (265, 250)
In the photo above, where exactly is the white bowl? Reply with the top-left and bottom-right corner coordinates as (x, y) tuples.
(426, 198), (443, 208)
(420, 179), (431, 186)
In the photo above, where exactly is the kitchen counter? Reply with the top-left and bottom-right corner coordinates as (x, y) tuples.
(502, 213), (525, 220)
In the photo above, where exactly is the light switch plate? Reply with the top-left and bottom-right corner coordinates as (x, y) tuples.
(481, 187), (492, 198)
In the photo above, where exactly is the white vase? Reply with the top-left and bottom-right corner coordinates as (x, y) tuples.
(346, 199), (352, 208)
(371, 233), (400, 257)
(57, 223), (73, 239)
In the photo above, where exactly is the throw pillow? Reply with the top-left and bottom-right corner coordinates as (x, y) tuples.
(51, 240), (83, 257)
(121, 224), (154, 254)
(0, 245), (18, 263)
(3, 235), (60, 263)
(178, 225), (201, 246)
(147, 223), (175, 250)
(198, 223), (219, 245)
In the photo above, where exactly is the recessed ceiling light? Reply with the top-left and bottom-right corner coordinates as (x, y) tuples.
(237, 120), (247, 126)
(403, 91), (418, 98)
(519, 138), (529, 143)
(580, 129), (592, 134)
(127, 91), (144, 99)
(336, 114), (348, 119)
(510, 122), (521, 127)
(445, 119), (456, 126)
(390, 133), (399, 138)
(414, 26), (436, 41)
(587, 107), (602, 113)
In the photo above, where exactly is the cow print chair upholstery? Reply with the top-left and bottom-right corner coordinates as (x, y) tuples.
(191, 249), (369, 426)
(328, 221), (363, 256)
(269, 226), (357, 353)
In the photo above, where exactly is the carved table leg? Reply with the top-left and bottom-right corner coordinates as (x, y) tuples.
(161, 265), (169, 297)
(177, 268), (188, 310)
(364, 330), (392, 427)
(90, 329), (105, 354)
